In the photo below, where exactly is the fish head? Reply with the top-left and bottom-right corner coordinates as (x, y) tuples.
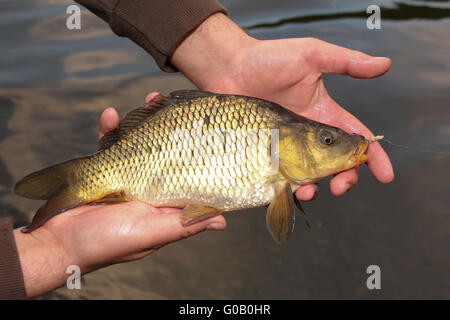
(278, 122), (369, 183)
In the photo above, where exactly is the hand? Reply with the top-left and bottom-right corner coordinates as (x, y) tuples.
(15, 108), (226, 298)
(171, 13), (394, 200)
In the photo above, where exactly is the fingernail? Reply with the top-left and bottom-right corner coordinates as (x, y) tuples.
(206, 222), (224, 231)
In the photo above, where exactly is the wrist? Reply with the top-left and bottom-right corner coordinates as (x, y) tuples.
(14, 227), (77, 298)
(170, 13), (256, 89)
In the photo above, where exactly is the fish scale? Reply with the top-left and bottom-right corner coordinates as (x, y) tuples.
(115, 95), (281, 210)
(75, 96), (274, 211)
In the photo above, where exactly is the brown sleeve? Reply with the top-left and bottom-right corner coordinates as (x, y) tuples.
(0, 218), (27, 299)
(75, 0), (228, 72)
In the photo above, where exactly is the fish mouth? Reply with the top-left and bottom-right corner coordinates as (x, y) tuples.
(351, 139), (369, 166)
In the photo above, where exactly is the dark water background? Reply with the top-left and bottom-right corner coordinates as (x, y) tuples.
(0, 0), (449, 299)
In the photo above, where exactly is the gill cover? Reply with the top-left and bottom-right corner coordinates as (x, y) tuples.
(278, 123), (368, 184)
(278, 124), (311, 184)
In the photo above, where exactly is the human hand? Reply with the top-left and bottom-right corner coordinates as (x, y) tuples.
(15, 107), (226, 298)
(171, 13), (394, 200)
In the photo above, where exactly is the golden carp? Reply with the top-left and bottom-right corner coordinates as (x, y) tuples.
(15, 90), (369, 242)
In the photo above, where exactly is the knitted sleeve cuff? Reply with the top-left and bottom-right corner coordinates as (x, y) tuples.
(0, 218), (27, 299)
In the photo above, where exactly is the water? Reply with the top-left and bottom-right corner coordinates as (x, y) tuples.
(0, 0), (449, 299)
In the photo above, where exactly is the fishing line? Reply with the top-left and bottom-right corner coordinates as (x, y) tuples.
(370, 135), (450, 154)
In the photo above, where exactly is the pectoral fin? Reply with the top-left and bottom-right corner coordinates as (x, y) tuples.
(266, 182), (296, 243)
(181, 204), (223, 226)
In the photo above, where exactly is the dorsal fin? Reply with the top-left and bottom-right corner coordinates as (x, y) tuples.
(98, 94), (169, 151)
(169, 90), (217, 99)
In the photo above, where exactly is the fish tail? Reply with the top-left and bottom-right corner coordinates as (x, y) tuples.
(14, 158), (87, 233)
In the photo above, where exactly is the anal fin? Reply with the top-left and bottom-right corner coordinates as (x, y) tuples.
(89, 191), (128, 205)
(181, 204), (223, 226)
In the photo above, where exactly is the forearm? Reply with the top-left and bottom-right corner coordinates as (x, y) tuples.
(170, 13), (255, 89)
(76, 0), (227, 72)
(14, 228), (78, 298)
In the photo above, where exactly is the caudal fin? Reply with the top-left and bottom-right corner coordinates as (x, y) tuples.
(14, 159), (86, 233)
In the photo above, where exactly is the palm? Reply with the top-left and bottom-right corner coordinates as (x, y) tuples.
(203, 38), (394, 196)
(39, 202), (182, 268)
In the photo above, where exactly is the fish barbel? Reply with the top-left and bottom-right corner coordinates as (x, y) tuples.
(15, 90), (369, 242)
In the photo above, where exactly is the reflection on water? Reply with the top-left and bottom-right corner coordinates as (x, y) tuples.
(244, 2), (450, 30)
(0, 0), (449, 299)
(63, 50), (142, 74)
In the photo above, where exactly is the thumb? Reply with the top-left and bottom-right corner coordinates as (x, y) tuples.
(98, 107), (120, 140)
(145, 92), (162, 103)
(307, 38), (392, 78)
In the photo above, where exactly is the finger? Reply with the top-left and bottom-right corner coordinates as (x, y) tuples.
(145, 92), (162, 104)
(306, 38), (392, 78)
(295, 184), (318, 201)
(123, 202), (227, 245)
(330, 168), (359, 196)
(98, 107), (120, 141)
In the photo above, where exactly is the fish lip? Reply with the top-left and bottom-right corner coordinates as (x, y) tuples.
(352, 139), (369, 166)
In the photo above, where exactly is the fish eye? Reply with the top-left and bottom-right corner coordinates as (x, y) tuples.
(319, 130), (334, 145)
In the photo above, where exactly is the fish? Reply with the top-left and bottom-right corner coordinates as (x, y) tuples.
(14, 90), (369, 242)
